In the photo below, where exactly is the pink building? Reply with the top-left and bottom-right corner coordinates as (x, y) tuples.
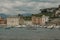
(32, 15), (49, 25)
(32, 16), (42, 25)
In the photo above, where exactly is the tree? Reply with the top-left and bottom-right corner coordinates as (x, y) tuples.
(18, 14), (21, 16)
(59, 5), (60, 8)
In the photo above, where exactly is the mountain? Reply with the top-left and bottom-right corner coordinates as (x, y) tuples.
(0, 13), (8, 19)
(0, 13), (32, 19)
(21, 13), (32, 16)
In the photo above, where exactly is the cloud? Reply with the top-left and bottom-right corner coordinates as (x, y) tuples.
(0, 0), (60, 15)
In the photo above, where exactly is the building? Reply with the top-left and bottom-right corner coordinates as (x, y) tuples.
(19, 16), (24, 25)
(42, 15), (49, 22)
(32, 15), (49, 25)
(7, 16), (24, 26)
(7, 16), (19, 26)
(55, 9), (60, 17)
(0, 17), (7, 25)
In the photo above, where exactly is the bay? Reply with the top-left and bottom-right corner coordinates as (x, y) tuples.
(0, 27), (60, 40)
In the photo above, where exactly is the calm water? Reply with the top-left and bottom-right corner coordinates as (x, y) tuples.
(0, 27), (60, 40)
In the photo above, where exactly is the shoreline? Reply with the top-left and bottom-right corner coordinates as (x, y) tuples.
(0, 24), (60, 29)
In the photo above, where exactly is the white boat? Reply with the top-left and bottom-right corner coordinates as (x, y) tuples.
(31, 25), (40, 28)
(36, 25), (40, 27)
(47, 25), (54, 29)
(43, 26), (47, 28)
(22, 25), (27, 27)
(31, 25), (36, 27)
(40, 26), (43, 28)
(15, 25), (22, 28)
(54, 26), (60, 28)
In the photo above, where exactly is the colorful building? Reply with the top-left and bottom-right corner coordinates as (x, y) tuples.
(32, 15), (49, 25)
(0, 17), (7, 25)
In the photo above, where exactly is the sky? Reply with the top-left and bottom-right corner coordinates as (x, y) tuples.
(0, 0), (60, 15)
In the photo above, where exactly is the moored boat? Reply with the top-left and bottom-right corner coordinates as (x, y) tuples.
(47, 25), (54, 29)
(21, 25), (27, 27)
(15, 25), (22, 28)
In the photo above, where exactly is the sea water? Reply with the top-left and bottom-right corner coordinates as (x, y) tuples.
(0, 27), (60, 40)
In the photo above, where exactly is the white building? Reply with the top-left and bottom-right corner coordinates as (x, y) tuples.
(45, 16), (49, 22)
(41, 15), (49, 25)
(7, 16), (20, 26)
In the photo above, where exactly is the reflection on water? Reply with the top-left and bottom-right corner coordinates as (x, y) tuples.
(0, 27), (60, 40)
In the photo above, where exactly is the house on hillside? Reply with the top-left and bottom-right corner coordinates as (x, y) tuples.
(40, 5), (60, 17)
(55, 8), (60, 17)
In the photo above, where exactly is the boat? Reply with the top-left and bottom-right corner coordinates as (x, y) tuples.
(54, 26), (60, 29)
(15, 25), (22, 28)
(36, 25), (40, 27)
(47, 25), (54, 29)
(40, 26), (43, 28)
(21, 25), (27, 27)
(43, 26), (47, 28)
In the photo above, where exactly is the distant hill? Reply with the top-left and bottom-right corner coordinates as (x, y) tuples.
(21, 13), (32, 16)
(0, 13), (8, 19)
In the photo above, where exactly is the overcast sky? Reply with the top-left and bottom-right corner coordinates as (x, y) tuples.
(0, 0), (60, 15)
